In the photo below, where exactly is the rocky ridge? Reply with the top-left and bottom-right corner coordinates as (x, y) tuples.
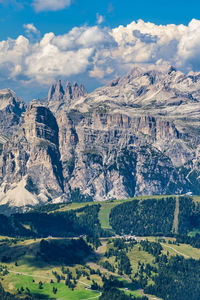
(1, 66), (200, 207)
(48, 80), (87, 112)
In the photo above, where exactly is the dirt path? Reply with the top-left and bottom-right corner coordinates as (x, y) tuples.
(8, 270), (54, 280)
(172, 197), (179, 234)
(88, 262), (131, 283)
(8, 270), (95, 287)
(163, 244), (189, 258)
(138, 289), (161, 300)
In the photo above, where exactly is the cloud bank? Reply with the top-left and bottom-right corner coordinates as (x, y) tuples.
(1, 19), (200, 89)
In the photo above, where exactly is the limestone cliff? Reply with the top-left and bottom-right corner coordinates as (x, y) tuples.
(1, 66), (200, 207)
(0, 104), (64, 206)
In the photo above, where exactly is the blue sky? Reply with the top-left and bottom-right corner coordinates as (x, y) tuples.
(0, 0), (200, 100)
(1, 0), (200, 39)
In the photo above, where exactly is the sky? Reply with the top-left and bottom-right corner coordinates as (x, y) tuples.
(0, 0), (200, 100)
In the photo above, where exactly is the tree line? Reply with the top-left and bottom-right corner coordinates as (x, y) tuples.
(0, 204), (111, 238)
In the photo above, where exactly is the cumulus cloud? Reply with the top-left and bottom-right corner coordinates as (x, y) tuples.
(33, 0), (71, 12)
(1, 19), (200, 89)
(0, 26), (115, 84)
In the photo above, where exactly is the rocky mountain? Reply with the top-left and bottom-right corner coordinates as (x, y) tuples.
(0, 104), (64, 207)
(1, 66), (200, 207)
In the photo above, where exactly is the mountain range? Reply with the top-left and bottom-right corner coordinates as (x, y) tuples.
(1, 66), (200, 208)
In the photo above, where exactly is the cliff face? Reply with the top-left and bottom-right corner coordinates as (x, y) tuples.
(56, 110), (189, 201)
(1, 66), (200, 207)
(0, 105), (64, 206)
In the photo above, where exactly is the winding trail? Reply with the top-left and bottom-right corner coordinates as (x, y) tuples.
(138, 289), (161, 300)
(8, 270), (92, 287)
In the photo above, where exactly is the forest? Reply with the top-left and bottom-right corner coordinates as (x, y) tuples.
(144, 255), (200, 300)
(110, 196), (200, 235)
(0, 204), (108, 238)
(99, 276), (148, 300)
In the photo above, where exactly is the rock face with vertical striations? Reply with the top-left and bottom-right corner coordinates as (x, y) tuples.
(0, 104), (64, 207)
(2, 66), (200, 207)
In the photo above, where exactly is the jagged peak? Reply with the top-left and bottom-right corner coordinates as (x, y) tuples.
(55, 80), (64, 94)
(48, 80), (87, 103)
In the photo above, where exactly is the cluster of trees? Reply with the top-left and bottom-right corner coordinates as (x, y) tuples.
(51, 265), (95, 291)
(104, 238), (132, 275)
(39, 238), (92, 265)
(110, 196), (200, 236)
(101, 260), (115, 272)
(117, 251), (132, 275)
(31, 202), (65, 213)
(99, 276), (148, 300)
(0, 282), (36, 299)
(175, 233), (200, 248)
(86, 235), (102, 249)
(140, 240), (163, 256)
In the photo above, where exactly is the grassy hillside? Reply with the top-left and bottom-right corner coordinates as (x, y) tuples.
(0, 195), (199, 299)
(0, 237), (101, 299)
(0, 233), (200, 299)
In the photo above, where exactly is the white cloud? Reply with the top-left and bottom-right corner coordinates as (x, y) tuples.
(23, 23), (39, 34)
(96, 13), (105, 25)
(0, 35), (30, 78)
(1, 19), (200, 89)
(33, 0), (71, 12)
(0, 26), (115, 84)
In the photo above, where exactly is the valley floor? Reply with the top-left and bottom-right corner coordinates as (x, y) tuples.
(0, 234), (199, 299)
